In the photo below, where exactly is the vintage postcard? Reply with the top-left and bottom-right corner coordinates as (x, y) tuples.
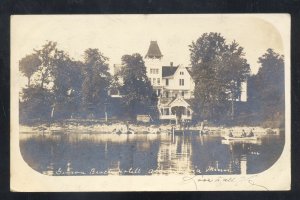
(10, 14), (290, 191)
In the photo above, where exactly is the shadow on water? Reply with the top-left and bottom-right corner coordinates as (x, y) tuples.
(19, 131), (285, 176)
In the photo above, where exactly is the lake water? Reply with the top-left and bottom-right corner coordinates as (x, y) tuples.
(19, 132), (284, 176)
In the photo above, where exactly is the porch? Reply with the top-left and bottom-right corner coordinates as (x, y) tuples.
(159, 105), (193, 121)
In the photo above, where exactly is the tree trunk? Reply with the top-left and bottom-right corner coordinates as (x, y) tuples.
(41, 77), (44, 89)
(27, 77), (30, 87)
(231, 98), (234, 120)
(231, 91), (235, 120)
(41, 73), (45, 89)
(51, 106), (55, 119)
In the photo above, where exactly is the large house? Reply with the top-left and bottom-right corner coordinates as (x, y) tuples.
(144, 41), (195, 122)
(113, 41), (247, 123)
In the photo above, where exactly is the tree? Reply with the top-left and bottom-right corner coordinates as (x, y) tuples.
(81, 48), (111, 117)
(20, 86), (53, 123)
(51, 50), (84, 119)
(34, 41), (58, 89)
(189, 33), (250, 122)
(19, 41), (57, 122)
(19, 54), (41, 86)
(66, 60), (84, 118)
(249, 49), (284, 127)
(222, 41), (250, 119)
(120, 53), (158, 119)
(19, 41), (84, 121)
(189, 33), (227, 121)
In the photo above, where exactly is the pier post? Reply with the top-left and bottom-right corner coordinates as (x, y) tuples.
(240, 155), (247, 175)
(172, 126), (175, 141)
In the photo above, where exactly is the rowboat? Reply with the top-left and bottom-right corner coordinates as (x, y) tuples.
(223, 135), (257, 140)
(113, 130), (135, 134)
(221, 139), (261, 145)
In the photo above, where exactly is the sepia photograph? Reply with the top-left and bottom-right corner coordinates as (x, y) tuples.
(10, 14), (290, 191)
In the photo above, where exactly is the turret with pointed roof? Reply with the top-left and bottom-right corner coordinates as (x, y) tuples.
(145, 41), (163, 59)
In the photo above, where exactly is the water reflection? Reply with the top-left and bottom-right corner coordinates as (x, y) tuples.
(19, 132), (284, 176)
(155, 134), (193, 175)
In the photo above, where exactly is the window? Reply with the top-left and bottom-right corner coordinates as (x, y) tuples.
(153, 78), (156, 84)
(179, 79), (184, 86)
(164, 108), (170, 115)
(149, 78), (151, 83)
(187, 110), (190, 116)
(165, 91), (169, 98)
(157, 78), (160, 85)
(181, 91), (184, 97)
(151, 68), (159, 74)
(150, 68), (155, 74)
(180, 71), (184, 75)
(166, 79), (169, 86)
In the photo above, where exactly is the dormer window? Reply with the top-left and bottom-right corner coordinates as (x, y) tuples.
(180, 71), (184, 75)
(150, 68), (159, 74)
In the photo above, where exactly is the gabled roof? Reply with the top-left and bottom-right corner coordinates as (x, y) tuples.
(159, 97), (193, 107)
(145, 41), (163, 59)
(185, 67), (193, 77)
(162, 66), (194, 79)
(162, 66), (178, 78)
(159, 97), (175, 106)
(168, 96), (192, 107)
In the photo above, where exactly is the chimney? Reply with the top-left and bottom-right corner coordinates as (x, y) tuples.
(170, 62), (173, 67)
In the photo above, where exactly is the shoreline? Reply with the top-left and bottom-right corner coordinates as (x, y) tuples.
(19, 122), (281, 136)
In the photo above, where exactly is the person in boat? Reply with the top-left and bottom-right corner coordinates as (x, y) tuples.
(241, 129), (247, 137)
(248, 129), (254, 137)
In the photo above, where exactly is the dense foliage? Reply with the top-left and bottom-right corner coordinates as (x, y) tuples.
(19, 42), (158, 123)
(19, 40), (284, 128)
(120, 53), (158, 120)
(19, 54), (41, 87)
(19, 42), (111, 123)
(248, 49), (285, 127)
(189, 32), (250, 122)
(81, 49), (111, 118)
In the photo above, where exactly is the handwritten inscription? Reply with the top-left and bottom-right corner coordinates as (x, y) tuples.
(53, 167), (268, 190)
(54, 166), (232, 176)
(182, 175), (269, 191)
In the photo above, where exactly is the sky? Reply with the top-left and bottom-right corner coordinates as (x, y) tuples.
(11, 14), (288, 86)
